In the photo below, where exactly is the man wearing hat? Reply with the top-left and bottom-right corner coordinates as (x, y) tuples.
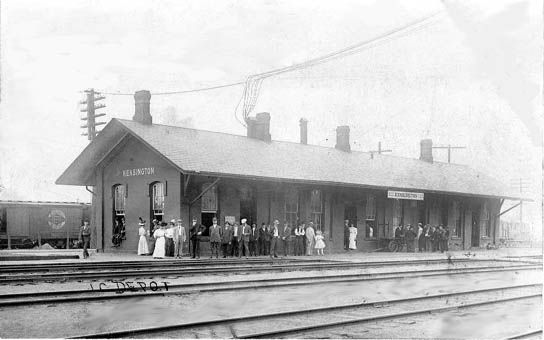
(238, 218), (250, 259)
(281, 221), (292, 256)
(221, 221), (233, 258)
(231, 221), (240, 257)
(417, 223), (425, 252)
(343, 219), (350, 251)
(269, 219), (280, 258)
(164, 220), (176, 257)
(79, 220), (92, 259)
(405, 224), (416, 252)
(173, 218), (186, 258)
(209, 217), (222, 259)
(189, 218), (204, 259)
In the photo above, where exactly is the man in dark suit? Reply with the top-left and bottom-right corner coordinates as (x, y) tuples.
(269, 219), (280, 258)
(190, 218), (203, 259)
(231, 222), (240, 257)
(281, 221), (292, 256)
(258, 223), (268, 255)
(221, 222), (233, 258)
(343, 219), (350, 250)
(249, 223), (259, 256)
(238, 219), (250, 259)
(208, 217), (222, 259)
(79, 220), (91, 259)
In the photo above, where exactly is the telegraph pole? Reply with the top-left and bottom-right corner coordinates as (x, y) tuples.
(80, 89), (106, 141)
(79, 89), (106, 252)
(432, 144), (466, 163)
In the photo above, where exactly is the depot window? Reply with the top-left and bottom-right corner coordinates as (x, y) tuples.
(0, 207), (6, 233)
(201, 183), (218, 213)
(150, 182), (165, 221)
(480, 202), (490, 237)
(451, 200), (462, 237)
(285, 190), (298, 228)
(113, 184), (126, 216)
(365, 194), (376, 238)
(310, 189), (323, 231)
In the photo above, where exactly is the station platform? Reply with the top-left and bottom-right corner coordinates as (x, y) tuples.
(0, 247), (541, 265)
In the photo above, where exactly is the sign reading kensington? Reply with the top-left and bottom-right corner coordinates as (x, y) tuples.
(387, 190), (424, 201)
(122, 167), (155, 177)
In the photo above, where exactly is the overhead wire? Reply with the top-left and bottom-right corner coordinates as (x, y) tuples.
(92, 10), (444, 127)
(239, 10), (444, 122)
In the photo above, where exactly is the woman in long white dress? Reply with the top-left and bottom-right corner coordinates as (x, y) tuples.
(152, 222), (167, 259)
(349, 224), (357, 250)
(137, 221), (149, 255)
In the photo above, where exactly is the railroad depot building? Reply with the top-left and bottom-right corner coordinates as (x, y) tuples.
(56, 91), (521, 253)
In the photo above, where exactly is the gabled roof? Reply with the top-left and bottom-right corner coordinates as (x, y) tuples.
(57, 118), (522, 200)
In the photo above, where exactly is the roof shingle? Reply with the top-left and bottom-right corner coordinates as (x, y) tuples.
(112, 119), (516, 199)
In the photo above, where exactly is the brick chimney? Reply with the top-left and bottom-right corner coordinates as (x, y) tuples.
(335, 126), (351, 152)
(248, 112), (271, 142)
(133, 90), (152, 124)
(419, 139), (433, 163)
(299, 118), (308, 145)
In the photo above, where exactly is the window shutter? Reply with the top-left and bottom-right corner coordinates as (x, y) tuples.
(125, 184), (128, 198)
(165, 181), (168, 196)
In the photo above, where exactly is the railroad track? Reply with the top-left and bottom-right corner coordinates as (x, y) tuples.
(0, 257), (530, 273)
(0, 264), (539, 307)
(69, 283), (542, 339)
(0, 257), (336, 272)
(0, 258), (531, 283)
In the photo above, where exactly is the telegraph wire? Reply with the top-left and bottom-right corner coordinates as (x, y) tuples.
(91, 10), (444, 126)
(95, 81), (246, 96)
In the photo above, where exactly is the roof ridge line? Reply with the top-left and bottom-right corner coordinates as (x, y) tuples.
(114, 119), (468, 167)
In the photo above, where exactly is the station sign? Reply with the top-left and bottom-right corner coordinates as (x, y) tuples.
(387, 190), (424, 201)
(122, 167), (155, 177)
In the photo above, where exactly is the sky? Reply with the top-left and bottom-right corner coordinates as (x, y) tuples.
(0, 0), (541, 225)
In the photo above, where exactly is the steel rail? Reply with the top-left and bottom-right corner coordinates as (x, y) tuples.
(0, 256), (522, 272)
(0, 257), (527, 272)
(0, 258), (333, 272)
(0, 260), (537, 283)
(69, 283), (542, 339)
(2, 265), (538, 307)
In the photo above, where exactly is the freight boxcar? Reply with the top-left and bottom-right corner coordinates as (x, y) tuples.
(0, 200), (91, 249)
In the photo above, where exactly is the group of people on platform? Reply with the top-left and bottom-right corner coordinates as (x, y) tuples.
(136, 217), (326, 259)
(137, 218), (186, 258)
(394, 223), (450, 253)
(343, 220), (359, 250)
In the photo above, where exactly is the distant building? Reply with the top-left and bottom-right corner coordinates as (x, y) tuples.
(56, 91), (524, 253)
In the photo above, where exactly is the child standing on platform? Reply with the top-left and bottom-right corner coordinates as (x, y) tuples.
(314, 230), (326, 256)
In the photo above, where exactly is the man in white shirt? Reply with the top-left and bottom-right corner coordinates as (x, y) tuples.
(173, 218), (186, 258)
(269, 219), (280, 258)
(231, 221), (240, 257)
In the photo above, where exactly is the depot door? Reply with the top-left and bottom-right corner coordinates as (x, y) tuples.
(471, 210), (480, 247)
